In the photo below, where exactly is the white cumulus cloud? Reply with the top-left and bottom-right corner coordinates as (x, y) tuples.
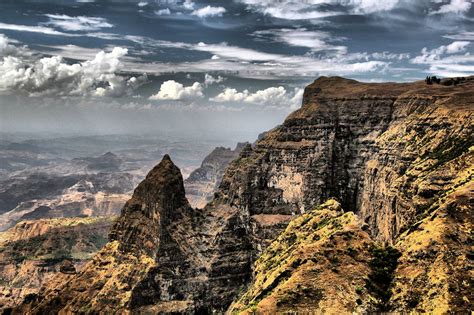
(411, 41), (474, 77)
(155, 8), (171, 16)
(210, 86), (304, 109)
(192, 6), (226, 18)
(183, 0), (195, 10)
(347, 0), (400, 14)
(149, 80), (204, 101)
(204, 73), (225, 86)
(411, 41), (471, 64)
(0, 36), (143, 97)
(0, 35), (25, 56)
(430, 0), (472, 15)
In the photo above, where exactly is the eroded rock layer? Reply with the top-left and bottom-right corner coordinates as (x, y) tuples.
(216, 77), (473, 243)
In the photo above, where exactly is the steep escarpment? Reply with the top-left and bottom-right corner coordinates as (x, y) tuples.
(0, 216), (113, 311)
(234, 150), (472, 313)
(185, 143), (247, 208)
(217, 76), (473, 242)
(226, 77), (473, 313)
(15, 77), (473, 313)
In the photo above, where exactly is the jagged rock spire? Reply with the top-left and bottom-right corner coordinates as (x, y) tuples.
(109, 154), (189, 257)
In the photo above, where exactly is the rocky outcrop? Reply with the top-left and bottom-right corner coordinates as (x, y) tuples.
(0, 216), (113, 312)
(230, 199), (377, 313)
(109, 154), (190, 257)
(184, 143), (247, 208)
(14, 77), (473, 313)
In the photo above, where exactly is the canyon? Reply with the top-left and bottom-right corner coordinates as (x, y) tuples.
(7, 76), (474, 313)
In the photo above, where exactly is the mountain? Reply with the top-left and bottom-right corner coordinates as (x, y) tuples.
(72, 152), (123, 172)
(0, 216), (114, 312)
(229, 199), (378, 313)
(14, 76), (473, 313)
(184, 143), (248, 208)
(0, 172), (133, 231)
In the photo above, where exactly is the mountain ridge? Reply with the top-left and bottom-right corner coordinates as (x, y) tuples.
(13, 76), (473, 313)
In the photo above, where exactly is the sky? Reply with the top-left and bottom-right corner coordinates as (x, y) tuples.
(0, 0), (473, 141)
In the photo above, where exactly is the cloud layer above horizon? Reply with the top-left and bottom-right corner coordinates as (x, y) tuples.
(0, 0), (473, 137)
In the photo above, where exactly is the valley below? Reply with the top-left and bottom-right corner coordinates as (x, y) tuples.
(0, 134), (233, 231)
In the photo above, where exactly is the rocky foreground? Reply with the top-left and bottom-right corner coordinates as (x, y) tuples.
(13, 76), (474, 313)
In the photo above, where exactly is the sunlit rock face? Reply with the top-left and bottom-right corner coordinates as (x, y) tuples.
(217, 76), (473, 243)
(15, 77), (473, 313)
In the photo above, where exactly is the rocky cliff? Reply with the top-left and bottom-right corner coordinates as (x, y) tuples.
(14, 77), (473, 313)
(184, 143), (247, 208)
(229, 199), (378, 313)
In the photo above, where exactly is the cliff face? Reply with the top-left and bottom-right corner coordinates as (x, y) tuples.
(15, 77), (473, 313)
(224, 77), (473, 312)
(184, 143), (247, 208)
(233, 153), (472, 313)
(217, 76), (473, 243)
